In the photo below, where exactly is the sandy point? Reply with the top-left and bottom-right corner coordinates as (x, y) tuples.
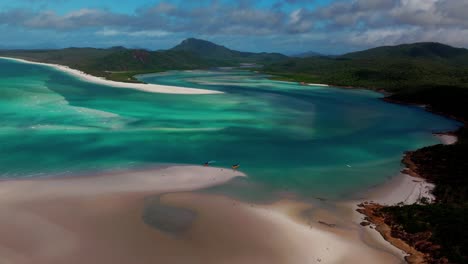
(0, 166), (244, 263)
(0, 164), (405, 264)
(0, 57), (222, 95)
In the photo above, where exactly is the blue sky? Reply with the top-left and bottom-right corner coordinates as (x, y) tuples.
(0, 0), (466, 54)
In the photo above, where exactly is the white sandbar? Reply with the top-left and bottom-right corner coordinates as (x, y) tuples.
(0, 57), (222, 95)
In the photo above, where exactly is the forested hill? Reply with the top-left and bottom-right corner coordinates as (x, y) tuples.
(264, 42), (468, 91)
(264, 42), (468, 120)
(343, 42), (468, 64)
(171, 38), (287, 63)
(0, 38), (288, 82)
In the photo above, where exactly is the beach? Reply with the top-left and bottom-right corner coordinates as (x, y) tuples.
(349, 133), (461, 263)
(0, 165), (410, 264)
(308, 83), (330, 87)
(434, 133), (458, 145)
(0, 57), (222, 95)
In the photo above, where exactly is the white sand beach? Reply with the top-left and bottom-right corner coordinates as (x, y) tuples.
(435, 133), (458, 145)
(0, 165), (245, 201)
(0, 166), (244, 264)
(308, 83), (330, 87)
(0, 57), (222, 95)
(363, 173), (435, 205)
(348, 172), (439, 262)
(0, 165), (406, 264)
(158, 193), (404, 264)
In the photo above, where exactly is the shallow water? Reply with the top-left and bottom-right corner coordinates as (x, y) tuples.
(0, 59), (460, 200)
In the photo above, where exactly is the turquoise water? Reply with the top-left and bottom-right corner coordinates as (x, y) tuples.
(0, 59), (460, 199)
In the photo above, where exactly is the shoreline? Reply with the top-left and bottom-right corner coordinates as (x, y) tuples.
(433, 132), (458, 145)
(324, 76), (463, 263)
(0, 165), (249, 264)
(0, 57), (222, 95)
(348, 171), (437, 263)
(353, 128), (460, 263)
(307, 83), (329, 87)
(165, 193), (404, 264)
(289, 79), (463, 263)
(0, 164), (405, 264)
(0, 156), (450, 263)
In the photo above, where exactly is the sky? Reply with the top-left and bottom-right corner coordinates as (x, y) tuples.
(0, 0), (467, 54)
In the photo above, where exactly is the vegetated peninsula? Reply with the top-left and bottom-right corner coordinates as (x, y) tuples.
(0, 38), (286, 83)
(1, 39), (467, 262)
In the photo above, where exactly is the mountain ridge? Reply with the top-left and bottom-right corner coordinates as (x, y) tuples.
(342, 42), (468, 64)
(170, 38), (287, 63)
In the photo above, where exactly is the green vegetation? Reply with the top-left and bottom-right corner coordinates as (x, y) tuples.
(0, 38), (286, 83)
(0, 47), (216, 83)
(382, 204), (468, 263)
(263, 42), (468, 92)
(381, 125), (468, 263)
(170, 38), (287, 64)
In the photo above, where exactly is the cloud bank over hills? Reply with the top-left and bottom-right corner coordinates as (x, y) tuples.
(0, 0), (466, 53)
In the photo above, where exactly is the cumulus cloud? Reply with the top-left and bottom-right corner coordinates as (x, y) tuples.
(311, 0), (468, 47)
(96, 29), (170, 37)
(0, 8), (129, 30)
(0, 2), (309, 35)
(0, 0), (468, 52)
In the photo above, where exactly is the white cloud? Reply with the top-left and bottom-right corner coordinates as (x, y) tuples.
(348, 27), (418, 46)
(96, 29), (169, 37)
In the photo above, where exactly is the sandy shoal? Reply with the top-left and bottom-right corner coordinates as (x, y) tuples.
(0, 57), (222, 95)
(0, 164), (406, 264)
(308, 83), (330, 87)
(361, 173), (435, 205)
(434, 133), (458, 145)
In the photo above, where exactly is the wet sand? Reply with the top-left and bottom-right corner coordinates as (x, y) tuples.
(361, 173), (435, 205)
(434, 133), (458, 145)
(0, 165), (405, 264)
(349, 170), (441, 262)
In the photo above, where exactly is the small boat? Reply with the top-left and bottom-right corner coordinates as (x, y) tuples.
(203, 160), (216, 167)
(232, 163), (240, 170)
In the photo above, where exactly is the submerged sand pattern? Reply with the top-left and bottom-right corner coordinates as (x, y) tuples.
(0, 166), (405, 264)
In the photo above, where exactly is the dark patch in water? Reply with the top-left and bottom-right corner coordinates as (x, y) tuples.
(142, 196), (197, 237)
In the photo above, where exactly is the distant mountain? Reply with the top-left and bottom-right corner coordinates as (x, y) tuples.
(90, 49), (212, 72)
(171, 38), (233, 57)
(0, 38), (289, 83)
(291, 51), (323, 58)
(170, 38), (288, 63)
(342, 42), (468, 65)
(264, 42), (468, 91)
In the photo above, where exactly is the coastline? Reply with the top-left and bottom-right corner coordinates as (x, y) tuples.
(308, 80), (464, 263)
(0, 164), (406, 264)
(290, 65), (464, 262)
(0, 139), (454, 263)
(0, 57), (222, 95)
(307, 83), (329, 87)
(434, 133), (458, 145)
(353, 131), (460, 263)
(158, 193), (405, 264)
(347, 171), (436, 263)
(0, 61), (462, 263)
